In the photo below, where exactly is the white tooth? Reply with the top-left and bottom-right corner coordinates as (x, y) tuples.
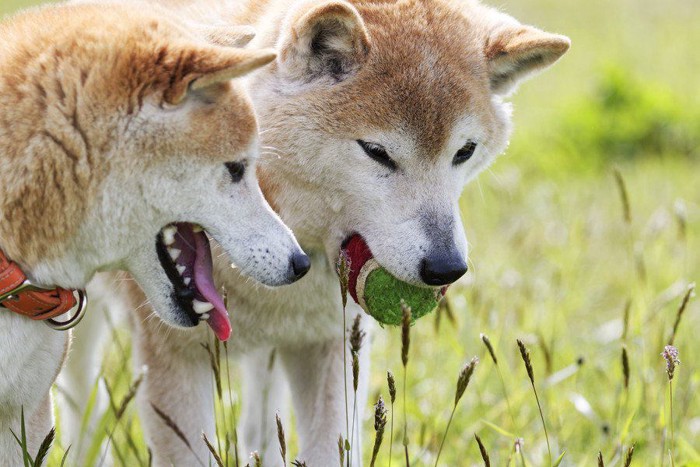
(176, 265), (186, 275)
(193, 300), (214, 314)
(183, 277), (191, 286)
(162, 226), (177, 245)
(168, 248), (181, 261)
(192, 225), (203, 233)
(200, 313), (210, 320)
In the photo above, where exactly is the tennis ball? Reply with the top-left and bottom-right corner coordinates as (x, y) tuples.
(343, 235), (444, 326)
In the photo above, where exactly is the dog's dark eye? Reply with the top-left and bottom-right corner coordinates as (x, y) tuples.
(453, 141), (478, 165)
(225, 161), (246, 183)
(357, 140), (397, 171)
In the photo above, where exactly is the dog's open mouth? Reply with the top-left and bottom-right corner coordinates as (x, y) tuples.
(156, 223), (231, 341)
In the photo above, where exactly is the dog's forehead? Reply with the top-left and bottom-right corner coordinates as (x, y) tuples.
(338, 0), (493, 157)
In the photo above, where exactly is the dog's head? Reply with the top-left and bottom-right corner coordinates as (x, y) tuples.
(0, 4), (307, 337)
(249, 0), (569, 286)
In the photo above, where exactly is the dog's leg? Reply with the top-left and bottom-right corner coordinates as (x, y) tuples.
(239, 347), (289, 466)
(0, 316), (68, 466)
(132, 314), (214, 467)
(280, 330), (371, 467)
(56, 273), (121, 464)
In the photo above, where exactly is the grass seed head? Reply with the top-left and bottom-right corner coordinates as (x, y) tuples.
(517, 339), (535, 384)
(401, 301), (412, 367)
(598, 451), (605, 467)
(370, 395), (387, 466)
(474, 433), (491, 467)
(350, 314), (365, 354)
(115, 369), (145, 420)
(202, 433), (224, 467)
(662, 345), (680, 381)
(622, 346), (630, 389)
(336, 251), (351, 309)
(480, 334), (498, 365)
(669, 283), (695, 345)
(201, 342), (222, 399)
(252, 451), (262, 467)
(374, 395), (387, 432)
(613, 167), (631, 224)
(623, 443), (635, 467)
(33, 427), (55, 467)
(338, 435), (344, 467)
(387, 370), (397, 404)
(455, 357), (479, 406)
(514, 437), (524, 453)
(276, 413), (286, 464)
(352, 351), (360, 392)
(292, 461), (308, 467)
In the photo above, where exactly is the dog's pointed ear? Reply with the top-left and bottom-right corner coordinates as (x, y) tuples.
(278, 0), (371, 82)
(196, 24), (258, 48)
(166, 46), (276, 105)
(484, 15), (570, 95)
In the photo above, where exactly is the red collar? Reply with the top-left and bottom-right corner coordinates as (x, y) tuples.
(0, 249), (87, 329)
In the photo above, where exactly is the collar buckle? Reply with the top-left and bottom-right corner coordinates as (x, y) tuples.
(0, 279), (52, 302)
(0, 278), (88, 331)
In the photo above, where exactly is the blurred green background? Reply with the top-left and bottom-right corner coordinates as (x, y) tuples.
(2, 0), (699, 465)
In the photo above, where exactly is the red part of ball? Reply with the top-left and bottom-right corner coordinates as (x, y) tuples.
(343, 234), (373, 304)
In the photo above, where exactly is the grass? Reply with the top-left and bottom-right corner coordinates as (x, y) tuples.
(2, 0), (699, 465)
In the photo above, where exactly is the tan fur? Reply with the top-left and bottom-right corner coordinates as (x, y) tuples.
(0, 3), (271, 271)
(0, 2), (299, 463)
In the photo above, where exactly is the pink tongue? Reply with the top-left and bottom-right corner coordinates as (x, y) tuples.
(192, 232), (231, 341)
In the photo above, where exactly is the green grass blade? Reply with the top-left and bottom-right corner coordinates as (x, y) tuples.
(553, 451), (566, 467)
(480, 419), (516, 438)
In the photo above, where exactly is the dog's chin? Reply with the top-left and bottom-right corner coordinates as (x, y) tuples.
(234, 265), (299, 287)
(155, 300), (200, 329)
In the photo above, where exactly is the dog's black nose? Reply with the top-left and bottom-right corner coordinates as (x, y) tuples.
(290, 252), (311, 280)
(420, 252), (468, 286)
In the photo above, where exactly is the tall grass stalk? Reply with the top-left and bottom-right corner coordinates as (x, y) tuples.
(370, 395), (387, 467)
(401, 302), (411, 466)
(517, 339), (551, 465)
(349, 315), (365, 467)
(336, 252), (351, 466)
(662, 346), (680, 467)
(434, 357), (478, 466)
(202, 339), (225, 462)
(221, 287), (239, 467)
(387, 370), (396, 467)
(480, 334), (516, 425)
(100, 370), (145, 465)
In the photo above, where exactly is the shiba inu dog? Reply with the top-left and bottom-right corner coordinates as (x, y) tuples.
(65, 0), (569, 464)
(0, 1), (308, 463)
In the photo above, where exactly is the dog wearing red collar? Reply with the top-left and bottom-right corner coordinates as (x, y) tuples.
(66, 0), (570, 464)
(0, 2), (308, 462)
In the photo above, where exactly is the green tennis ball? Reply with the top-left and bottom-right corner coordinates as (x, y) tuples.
(357, 261), (441, 326)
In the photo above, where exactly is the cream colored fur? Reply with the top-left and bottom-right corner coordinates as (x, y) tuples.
(65, 0), (570, 464)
